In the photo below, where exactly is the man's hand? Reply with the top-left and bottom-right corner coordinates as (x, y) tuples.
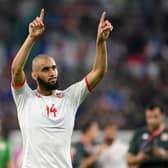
(29, 8), (45, 39)
(97, 12), (113, 43)
(152, 147), (168, 160)
(127, 151), (148, 166)
(79, 144), (108, 168)
(136, 151), (149, 163)
(94, 144), (108, 156)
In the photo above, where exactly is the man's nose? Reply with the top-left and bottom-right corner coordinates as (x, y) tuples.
(49, 68), (56, 76)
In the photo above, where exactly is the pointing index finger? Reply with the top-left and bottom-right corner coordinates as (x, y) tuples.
(40, 8), (44, 21)
(100, 11), (106, 23)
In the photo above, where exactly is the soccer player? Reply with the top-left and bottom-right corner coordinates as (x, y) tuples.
(11, 9), (113, 168)
(72, 121), (100, 168)
(127, 103), (168, 168)
(97, 123), (128, 168)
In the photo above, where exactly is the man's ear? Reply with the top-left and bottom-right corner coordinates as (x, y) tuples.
(31, 72), (37, 80)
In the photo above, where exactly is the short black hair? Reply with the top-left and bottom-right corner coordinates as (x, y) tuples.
(146, 102), (165, 114)
(81, 121), (97, 134)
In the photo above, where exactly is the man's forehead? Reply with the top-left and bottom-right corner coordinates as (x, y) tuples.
(32, 55), (56, 71)
(146, 108), (162, 115)
(38, 57), (56, 66)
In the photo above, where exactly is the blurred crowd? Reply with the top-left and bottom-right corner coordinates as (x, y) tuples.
(0, 0), (168, 137)
(71, 121), (128, 168)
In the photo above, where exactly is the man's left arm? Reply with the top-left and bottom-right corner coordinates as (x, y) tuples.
(86, 12), (113, 91)
(152, 147), (168, 160)
(65, 12), (113, 109)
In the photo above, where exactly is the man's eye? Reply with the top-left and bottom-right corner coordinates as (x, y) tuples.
(42, 67), (49, 71)
(52, 66), (56, 70)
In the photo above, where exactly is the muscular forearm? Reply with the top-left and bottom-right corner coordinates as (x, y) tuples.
(11, 35), (36, 84)
(93, 40), (107, 76)
(87, 40), (107, 88)
(127, 154), (142, 166)
(12, 35), (36, 73)
(79, 154), (98, 168)
(93, 41), (107, 77)
(86, 40), (108, 90)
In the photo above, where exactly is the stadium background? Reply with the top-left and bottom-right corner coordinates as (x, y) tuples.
(0, 0), (168, 166)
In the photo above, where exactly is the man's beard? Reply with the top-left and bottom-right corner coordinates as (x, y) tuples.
(105, 137), (114, 146)
(37, 77), (59, 91)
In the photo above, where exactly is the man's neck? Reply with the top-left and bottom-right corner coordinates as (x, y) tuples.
(37, 87), (53, 96)
(148, 124), (164, 132)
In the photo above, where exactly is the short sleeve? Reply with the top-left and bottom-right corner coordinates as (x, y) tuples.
(11, 81), (32, 115)
(65, 77), (91, 110)
(128, 131), (140, 155)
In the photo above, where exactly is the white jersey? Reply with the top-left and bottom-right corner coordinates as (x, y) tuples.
(97, 140), (128, 168)
(11, 78), (91, 168)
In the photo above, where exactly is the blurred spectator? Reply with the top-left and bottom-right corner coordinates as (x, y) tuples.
(127, 103), (168, 168)
(97, 123), (128, 168)
(0, 120), (12, 168)
(72, 121), (103, 168)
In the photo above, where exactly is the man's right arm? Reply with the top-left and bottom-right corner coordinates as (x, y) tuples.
(79, 144), (107, 168)
(127, 130), (149, 166)
(127, 151), (148, 166)
(11, 9), (45, 87)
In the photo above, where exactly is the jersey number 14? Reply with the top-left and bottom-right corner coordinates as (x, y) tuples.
(46, 104), (57, 117)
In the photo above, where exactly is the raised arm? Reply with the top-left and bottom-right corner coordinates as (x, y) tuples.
(11, 9), (45, 87)
(86, 12), (113, 91)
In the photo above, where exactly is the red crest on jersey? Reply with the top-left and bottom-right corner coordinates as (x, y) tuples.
(55, 92), (64, 98)
(35, 92), (42, 98)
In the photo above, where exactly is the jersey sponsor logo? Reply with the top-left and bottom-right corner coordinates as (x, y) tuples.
(55, 92), (64, 98)
(161, 133), (168, 141)
(35, 92), (42, 98)
(142, 133), (149, 140)
(46, 104), (57, 117)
